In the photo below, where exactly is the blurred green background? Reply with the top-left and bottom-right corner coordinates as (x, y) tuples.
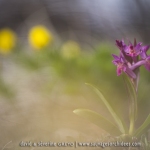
(1, 39), (150, 149)
(0, 1), (150, 150)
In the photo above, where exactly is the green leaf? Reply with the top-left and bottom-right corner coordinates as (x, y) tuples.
(85, 83), (126, 134)
(73, 109), (121, 136)
(134, 114), (150, 137)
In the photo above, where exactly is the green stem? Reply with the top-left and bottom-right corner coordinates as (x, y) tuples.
(123, 74), (138, 136)
(129, 116), (134, 135)
(129, 81), (137, 136)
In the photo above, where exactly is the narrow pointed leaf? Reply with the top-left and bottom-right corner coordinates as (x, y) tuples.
(134, 114), (150, 137)
(85, 83), (126, 134)
(73, 109), (121, 135)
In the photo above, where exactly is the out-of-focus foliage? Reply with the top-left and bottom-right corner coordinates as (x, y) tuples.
(61, 41), (80, 59)
(0, 25), (149, 149)
(0, 0), (150, 149)
(0, 76), (15, 99)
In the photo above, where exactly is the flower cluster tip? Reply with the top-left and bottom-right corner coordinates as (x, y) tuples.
(112, 39), (150, 79)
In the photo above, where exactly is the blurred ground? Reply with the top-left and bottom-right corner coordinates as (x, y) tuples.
(0, 53), (111, 150)
(0, 45), (150, 150)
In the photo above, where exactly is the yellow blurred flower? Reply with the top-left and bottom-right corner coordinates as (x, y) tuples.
(0, 28), (17, 54)
(61, 41), (80, 59)
(29, 25), (53, 50)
